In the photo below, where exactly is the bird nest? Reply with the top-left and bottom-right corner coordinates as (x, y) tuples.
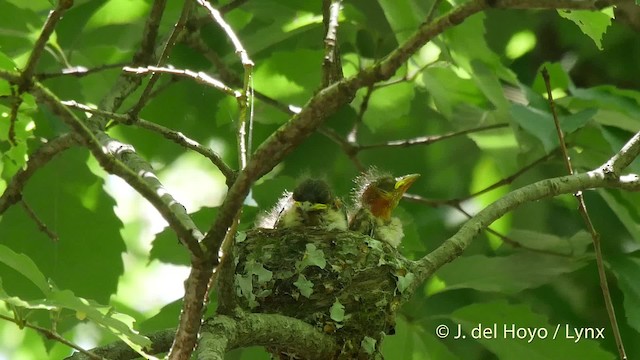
(231, 227), (416, 358)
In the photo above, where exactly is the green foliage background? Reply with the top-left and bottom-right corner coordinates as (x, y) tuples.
(1, 0), (640, 359)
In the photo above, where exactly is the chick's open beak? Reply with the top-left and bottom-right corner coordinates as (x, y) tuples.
(394, 174), (420, 194)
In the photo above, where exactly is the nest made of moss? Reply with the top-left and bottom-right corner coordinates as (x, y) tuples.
(231, 227), (417, 358)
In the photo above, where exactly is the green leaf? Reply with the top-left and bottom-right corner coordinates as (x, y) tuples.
(532, 63), (572, 95)
(235, 274), (257, 308)
(246, 260), (273, 284)
(452, 301), (615, 359)
(252, 49), (322, 105)
(382, 316), (457, 360)
(359, 82), (415, 132)
(85, 0), (150, 30)
(471, 60), (509, 111)
(597, 189), (640, 242)
(378, 0), (423, 43)
(361, 336), (377, 354)
(470, 156), (512, 249)
(435, 253), (587, 294)
(443, 12), (516, 82)
(330, 299), (345, 322)
(0, 245), (51, 295)
(293, 274), (314, 298)
(557, 8), (613, 50)
(149, 207), (218, 266)
(423, 67), (485, 118)
(396, 272), (415, 294)
(297, 244), (327, 271)
(0, 149), (125, 305)
(506, 230), (592, 256)
(510, 104), (595, 153)
(608, 256), (640, 334)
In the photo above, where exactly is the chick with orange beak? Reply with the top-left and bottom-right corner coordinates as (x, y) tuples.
(349, 170), (420, 247)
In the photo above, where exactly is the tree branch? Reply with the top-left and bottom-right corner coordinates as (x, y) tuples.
(19, 0), (73, 90)
(321, 0), (343, 88)
(123, 66), (241, 98)
(66, 314), (337, 360)
(197, 313), (337, 360)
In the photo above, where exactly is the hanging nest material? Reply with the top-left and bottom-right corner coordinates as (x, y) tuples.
(231, 227), (416, 359)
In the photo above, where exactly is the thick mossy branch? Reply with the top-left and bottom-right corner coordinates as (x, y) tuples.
(230, 228), (415, 359)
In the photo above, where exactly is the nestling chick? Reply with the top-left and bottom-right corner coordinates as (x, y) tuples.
(257, 178), (347, 230)
(349, 170), (420, 247)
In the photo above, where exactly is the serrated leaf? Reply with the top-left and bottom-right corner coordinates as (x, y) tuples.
(557, 8), (613, 50)
(451, 301), (615, 359)
(293, 274), (314, 298)
(435, 253), (586, 294)
(330, 299), (345, 322)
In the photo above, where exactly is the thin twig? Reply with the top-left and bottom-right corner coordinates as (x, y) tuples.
(123, 66), (241, 98)
(348, 85), (374, 143)
(196, 0), (254, 69)
(459, 151), (557, 201)
(129, 0), (193, 117)
(0, 314), (104, 360)
(542, 67), (626, 360)
(19, 0), (73, 90)
(359, 123), (509, 151)
(8, 87), (21, 145)
(35, 63), (129, 80)
(318, 127), (365, 171)
(136, 0), (168, 65)
(20, 200), (59, 242)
